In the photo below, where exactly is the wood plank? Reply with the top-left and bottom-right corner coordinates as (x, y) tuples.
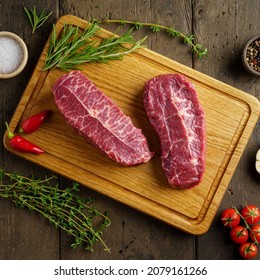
(0, 0), (60, 259)
(193, 0), (260, 259)
(3, 14), (259, 244)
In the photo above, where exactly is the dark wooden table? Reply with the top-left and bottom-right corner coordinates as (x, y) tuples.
(0, 0), (259, 260)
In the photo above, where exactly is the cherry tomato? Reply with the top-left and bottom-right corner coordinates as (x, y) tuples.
(241, 205), (260, 225)
(239, 242), (258, 259)
(230, 226), (248, 244)
(249, 224), (260, 243)
(221, 208), (240, 228)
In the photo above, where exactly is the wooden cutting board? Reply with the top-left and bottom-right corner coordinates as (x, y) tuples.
(3, 15), (260, 235)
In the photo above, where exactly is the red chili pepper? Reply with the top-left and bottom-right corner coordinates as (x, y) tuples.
(19, 109), (52, 133)
(5, 122), (44, 154)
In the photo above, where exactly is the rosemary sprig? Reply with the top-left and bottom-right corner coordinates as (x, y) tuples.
(0, 168), (111, 252)
(42, 22), (147, 71)
(24, 6), (52, 34)
(98, 19), (208, 59)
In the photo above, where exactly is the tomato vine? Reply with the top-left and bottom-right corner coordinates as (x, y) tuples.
(221, 205), (260, 259)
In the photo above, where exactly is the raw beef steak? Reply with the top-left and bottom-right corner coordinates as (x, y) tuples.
(144, 74), (206, 188)
(52, 71), (153, 166)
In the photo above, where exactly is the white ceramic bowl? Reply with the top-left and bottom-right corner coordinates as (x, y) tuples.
(0, 31), (28, 79)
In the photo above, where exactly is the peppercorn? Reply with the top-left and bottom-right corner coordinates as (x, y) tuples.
(245, 39), (260, 73)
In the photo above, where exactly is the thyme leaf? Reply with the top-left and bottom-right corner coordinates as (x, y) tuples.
(24, 6), (52, 34)
(42, 21), (147, 71)
(0, 168), (111, 252)
(98, 19), (208, 59)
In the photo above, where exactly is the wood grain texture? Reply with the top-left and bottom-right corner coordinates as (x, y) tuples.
(59, 0), (197, 260)
(194, 1), (260, 259)
(1, 0), (259, 260)
(3, 15), (259, 238)
(0, 0), (60, 260)
(193, 0), (260, 259)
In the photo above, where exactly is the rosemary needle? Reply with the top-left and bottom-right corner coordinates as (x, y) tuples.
(24, 6), (52, 34)
(0, 168), (111, 252)
(42, 22), (147, 71)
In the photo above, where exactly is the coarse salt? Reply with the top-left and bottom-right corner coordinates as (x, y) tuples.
(0, 36), (24, 74)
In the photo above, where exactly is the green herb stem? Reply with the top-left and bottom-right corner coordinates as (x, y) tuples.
(0, 168), (110, 252)
(98, 19), (207, 59)
(42, 22), (146, 71)
(24, 6), (52, 34)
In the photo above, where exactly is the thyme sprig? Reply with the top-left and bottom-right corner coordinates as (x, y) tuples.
(24, 6), (52, 34)
(98, 19), (207, 59)
(42, 22), (147, 71)
(0, 168), (111, 252)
